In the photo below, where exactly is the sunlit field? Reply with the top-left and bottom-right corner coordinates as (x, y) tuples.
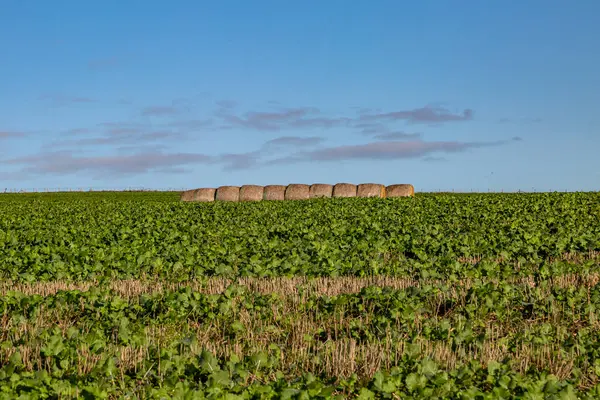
(1, 192), (600, 398)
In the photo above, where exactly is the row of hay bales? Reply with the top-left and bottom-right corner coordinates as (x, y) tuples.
(181, 183), (414, 202)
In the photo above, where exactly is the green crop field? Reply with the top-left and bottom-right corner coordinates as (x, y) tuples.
(1, 192), (600, 399)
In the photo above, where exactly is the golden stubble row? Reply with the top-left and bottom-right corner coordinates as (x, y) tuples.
(2, 269), (600, 299)
(1, 305), (597, 388)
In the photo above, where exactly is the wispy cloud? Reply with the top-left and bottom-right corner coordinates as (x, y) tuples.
(40, 94), (96, 106)
(361, 105), (473, 124)
(115, 144), (171, 154)
(498, 117), (542, 124)
(50, 131), (184, 148)
(0, 131), (27, 159)
(98, 121), (142, 129)
(524, 117), (542, 124)
(0, 131), (26, 139)
(217, 107), (313, 131)
(354, 123), (389, 135)
(216, 103), (473, 138)
(46, 114), (213, 153)
(87, 56), (120, 70)
(217, 151), (263, 171)
(46, 121), (187, 150)
(107, 127), (143, 135)
(263, 136), (325, 148)
(0, 170), (29, 181)
(422, 156), (448, 162)
(155, 167), (191, 174)
(141, 106), (180, 116)
(5, 99), (520, 180)
(265, 137), (518, 166)
(216, 106), (351, 131)
(63, 128), (92, 136)
(215, 136), (326, 171)
(167, 119), (213, 130)
(216, 100), (237, 109)
(5, 150), (213, 178)
(355, 122), (422, 140)
(351, 107), (381, 115)
(374, 131), (423, 141)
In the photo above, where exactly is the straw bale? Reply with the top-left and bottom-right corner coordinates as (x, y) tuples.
(309, 183), (333, 199)
(357, 183), (386, 198)
(263, 185), (286, 201)
(285, 184), (310, 201)
(193, 188), (216, 202)
(239, 185), (264, 201)
(386, 184), (415, 197)
(332, 183), (357, 198)
(180, 189), (196, 202)
(215, 186), (240, 202)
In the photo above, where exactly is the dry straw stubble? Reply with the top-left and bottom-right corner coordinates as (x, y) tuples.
(263, 185), (286, 201)
(239, 185), (263, 202)
(386, 184), (415, 197)
(285, 184), (310, 200)
(309, 184), (333, 199)
(333, 183), (357, 198)
(357, 183), (386, 198)
(215, 186), (240, 202)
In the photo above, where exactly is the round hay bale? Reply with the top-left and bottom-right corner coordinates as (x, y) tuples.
(263, 185), (286, 200)
(357, 183), (386, 198)
(386, 184), (415, 197)
(193, 188), (216, 202)
(215, 186), (240, 201)
(332, 183), (357, 198)
(239, 185), (263, 201)
(309, 183), (333, 199)
(180, 189), (196, 202)
(285, 184), (310, 201)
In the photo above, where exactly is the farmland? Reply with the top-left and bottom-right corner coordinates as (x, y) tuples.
(1, 191), (600, 398)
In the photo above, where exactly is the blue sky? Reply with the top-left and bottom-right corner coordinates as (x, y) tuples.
(1, 1), (599, 192)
